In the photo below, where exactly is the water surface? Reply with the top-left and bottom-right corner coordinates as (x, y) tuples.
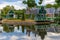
(0, 24), (60, 40)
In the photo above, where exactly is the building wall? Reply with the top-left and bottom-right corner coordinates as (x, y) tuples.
(25, 8), (39, 15)
(46, 8), (55, 21)
(26, 7), (60, 21)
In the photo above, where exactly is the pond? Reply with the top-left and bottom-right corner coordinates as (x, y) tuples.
(0, 24), (60, 40)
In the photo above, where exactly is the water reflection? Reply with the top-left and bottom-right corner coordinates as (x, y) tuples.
(2, 24), (14, 33)
(0, 24), (60, 40)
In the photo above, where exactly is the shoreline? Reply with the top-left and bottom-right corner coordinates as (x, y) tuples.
(1, 19), (52, 25)
(2, 19), (35, 25)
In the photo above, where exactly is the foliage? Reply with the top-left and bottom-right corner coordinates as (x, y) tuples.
(14, 10), (22, 19)
(54, 0), (60, 23)
(45, 4), (53, 8)
(14, 9), (25, 20)
(39, 0), (43, 4)
(3, 24), (10, 33)
(23, 0), (37, 19)
(1, 5), (15, 18)
(21, 9), (25, 20)
(53, 4), (59, 9)
(1, 5), (33, 20)
(2, 5), (14, 14)
(23, 0), (37, 8)
(54, 16), (60, 24)
(55, 17), (60, 21)
(55, 0), (60, 5)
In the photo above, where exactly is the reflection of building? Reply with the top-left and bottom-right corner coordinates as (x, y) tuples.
(35, 25), (47, 40)
(26, 25), (47, 40)
(35, 25), (47, 31)
(37, 29), (47, 40)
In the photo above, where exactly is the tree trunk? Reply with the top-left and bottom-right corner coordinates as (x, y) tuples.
(17, 14), (19, 19)
(22, 13), (25, 20)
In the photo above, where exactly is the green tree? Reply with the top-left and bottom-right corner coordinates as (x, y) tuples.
(1, 5), (15, 18)
(14, 9), (25, 20)
(3, 24), (10, 33)
(23, 0), (36, 19)
(46, 4), (53, 8)
(14, 10), (22, 19)
(53, 4), (59, 9)
(2, 6), (12, 14)
(23, 0), (36, 8)
(1, 5), (10, 18)
(21, 9), (25, 20)
(55, 0), (60, 15)
(54, 16), (60, 23)
(55, 0), (60, 5)
(39, 0), (43, 4)
(53, 0), (60, 23)
(53, 4), (59, 15)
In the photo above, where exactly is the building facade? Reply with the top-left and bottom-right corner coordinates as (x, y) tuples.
(46, 8), (55, 21)
(6, 9), (17, 19)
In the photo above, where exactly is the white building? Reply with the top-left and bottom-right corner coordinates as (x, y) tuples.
(46, 8), (55, 21)
(26, 8), (39, 15)
(25, 7), (60, 21)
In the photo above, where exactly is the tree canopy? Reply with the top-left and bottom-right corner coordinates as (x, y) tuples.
(39, 0), (43, 4)
(53, 4), (59, 9)
(55, 0), (60, 5)
(23, 0), (44, 8)
(45, 4), (53, 8)
(23, 0), (37, 8)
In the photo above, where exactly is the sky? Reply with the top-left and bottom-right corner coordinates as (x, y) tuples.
(0, 0), (55, 10)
